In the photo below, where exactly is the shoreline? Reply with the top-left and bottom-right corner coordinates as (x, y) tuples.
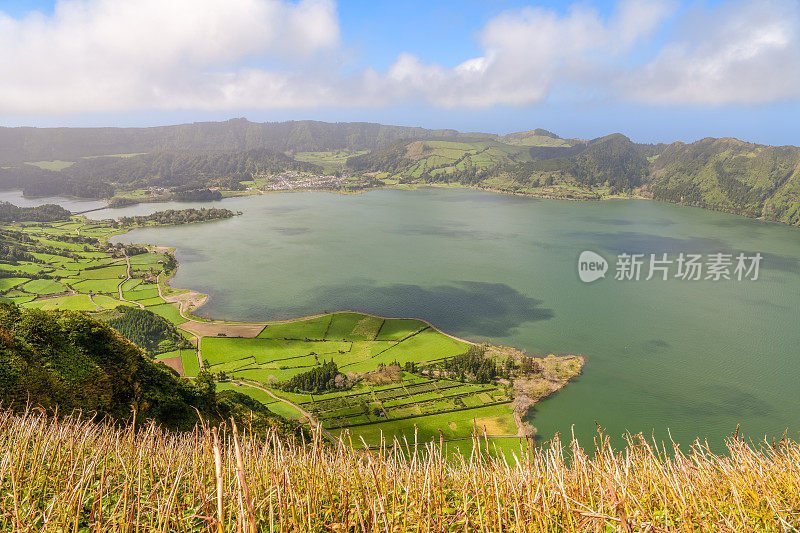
(145, 232), (585, 442)
(5, 181), (798, 229)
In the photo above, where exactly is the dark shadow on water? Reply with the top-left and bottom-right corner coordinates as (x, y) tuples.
(570, 231), (728, 255)
(570, 231), (799, 273)
(750, 251), (800, 273)
(303, 281), (554, 337)
(632, 382), (775, 419)
(644, 339), (671, 350)
(575, 216), (676, 227)
(396, 223), (518, 240)
(273, 226), (310, 236)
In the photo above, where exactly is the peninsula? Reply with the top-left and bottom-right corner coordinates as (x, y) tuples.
(0, 207), (583, 449)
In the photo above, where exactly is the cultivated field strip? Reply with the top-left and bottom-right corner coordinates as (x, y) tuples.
(202, 313), (518, 440)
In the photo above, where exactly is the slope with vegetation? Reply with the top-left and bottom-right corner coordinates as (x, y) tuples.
(99, 305), (192, 356)
(0, 302), (303, 437)
(3, 118), (798, 225)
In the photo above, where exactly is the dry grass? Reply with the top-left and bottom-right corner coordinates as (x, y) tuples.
(1, 408), (798, 531)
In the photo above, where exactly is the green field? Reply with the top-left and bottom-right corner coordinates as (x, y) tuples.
(0, 218), (178, 323)
(329, 403), (516, 446)
(92, 295), (127, 309)
(20, 279), (67, 295)
(203, 312), (519, 447)
(258, 315), (330, 339)
(71, 278), (122, 294)
(181, 349), (201, 377)
(25, 160), (75, 171)
(0, 278), (29, 291)
(293, 150), (368, 173)
(374, 318), (427, 340)
(22, 294), (96, 311)
(147, 303), (188, 325)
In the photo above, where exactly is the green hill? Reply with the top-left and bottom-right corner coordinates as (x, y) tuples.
(98, 305), (192, 356)
(347, 131), (800, 224)
(2, 118), (800, 225)
(0, 301), (304, 437)
(649, 137), (800, 223)
(0, 118), (495, 164)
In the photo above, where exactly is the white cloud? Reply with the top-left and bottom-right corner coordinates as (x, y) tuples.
(0, 0), (798, 114)
(372, 0), (676, 108)
(624, 0), (800, 105)
(0, 0), (340, 113)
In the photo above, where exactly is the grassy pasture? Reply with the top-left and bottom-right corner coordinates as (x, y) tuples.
(0, 278), (29, 292)
(22, 294), (96, 311)
(326, 312), (383, 341)
(180, 350), (200, 377)
(91, 295), (127, 309)
(202, 337), (352, 367)
(135, 296), (165, 306)
(342, 328), (467, 372)
(330, 403), (516, 447)
(20, 279), (67, 295)
(25, 160), (75, 171)
(205, 312), (519, 447)
(374, 318), (428, 340)
(1, 295), (36, 305)
(147, 303), (188, 325)
(0, 263), (44, 275)
(129, 253), (165, 265)
(258, 315), (331, 339)
(120, 278), (141, 291)
(123, 285), (160, 301)
(71, 278), (121, 294)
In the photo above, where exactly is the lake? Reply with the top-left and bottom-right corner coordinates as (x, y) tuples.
(87, 188), (799, 450)
(0, 189), (107, 212)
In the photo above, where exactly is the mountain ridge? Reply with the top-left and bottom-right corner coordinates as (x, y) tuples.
(1, 118), (799, 225)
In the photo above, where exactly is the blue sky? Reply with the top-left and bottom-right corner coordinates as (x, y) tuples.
(0, 0), (798, 145)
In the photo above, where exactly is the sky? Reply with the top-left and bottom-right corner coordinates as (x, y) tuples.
(0, 0), (798, 145)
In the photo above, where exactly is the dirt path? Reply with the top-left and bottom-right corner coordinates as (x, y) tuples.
(87, 293), (102, 311)
(116, 253), (145, 309)
(230, 380), (334, 440)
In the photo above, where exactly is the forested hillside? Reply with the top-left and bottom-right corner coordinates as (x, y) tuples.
(346, 130), (800, 224)
(0, 202), (72, 222)
(0, 302), (304, 437)
(0, 149), (323, 198)
(649, 138), (800, 224)
(101, 306), (191, 355)
(2, 118), (800, 225)
(0, 118), (490, 164)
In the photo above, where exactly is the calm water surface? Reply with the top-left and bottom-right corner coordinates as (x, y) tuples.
(91, 188), (800, 450)
(0, 189), (107, 212)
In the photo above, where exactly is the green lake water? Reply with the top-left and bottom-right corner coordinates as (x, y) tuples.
(86, 188), (799, 450)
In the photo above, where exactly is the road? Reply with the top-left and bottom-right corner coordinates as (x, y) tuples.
(230, 379), (334, 440)
(116, 253), (144, 309)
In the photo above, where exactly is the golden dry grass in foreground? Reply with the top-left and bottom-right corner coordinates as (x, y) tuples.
(0, 408), (798, 532)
